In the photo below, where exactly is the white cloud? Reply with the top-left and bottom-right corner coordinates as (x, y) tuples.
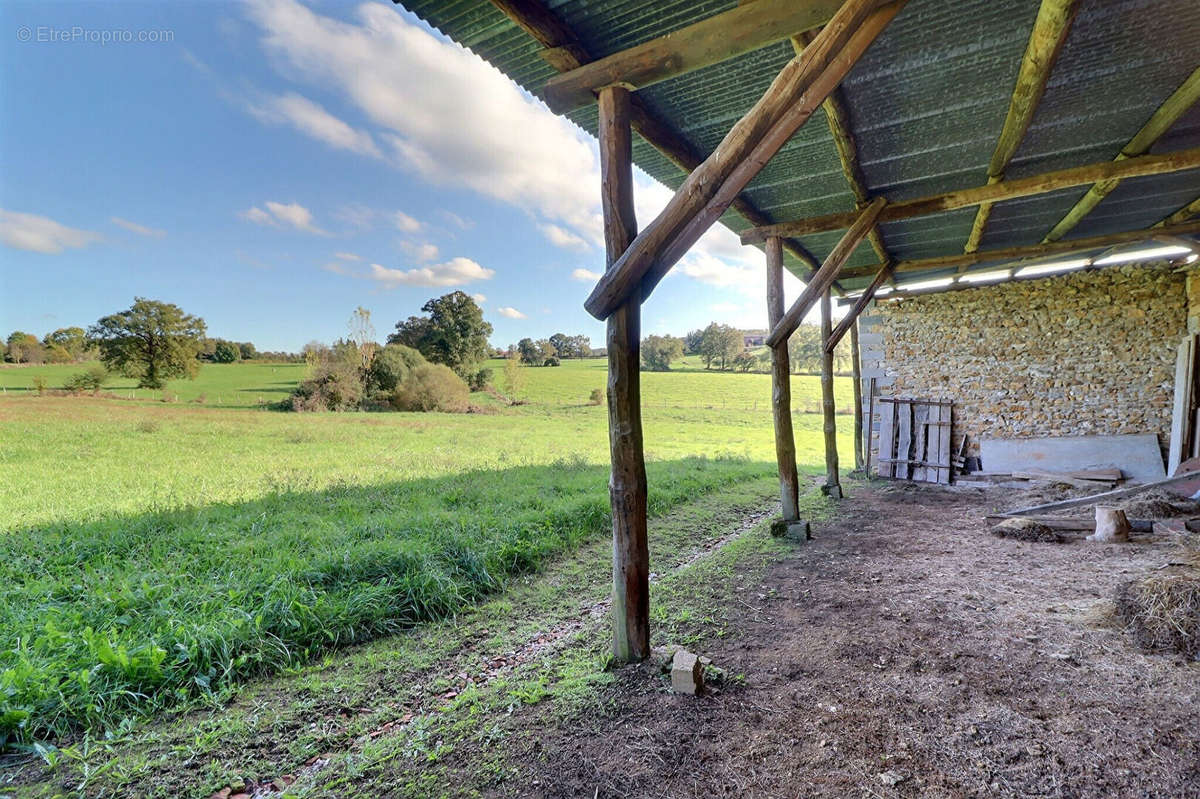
(440, 210), (472, 230)
(400, 241), (439, 262)
(393, 210), (422, 233)
(0, 210), (102, 254)
(335, 203), (376, 231)
(334, 251), (361, 261)
(496, 306), (527, 319)
(571, 267), (602, 282)
(540, 223), (590, 251)
(244, 0), (603, 248)
(111, 216), (166, 238)
(247, 91), (381, 157)
(240, 200), (329, 234)
(367, 256), (494, 287)
(471, 293), (486, 303)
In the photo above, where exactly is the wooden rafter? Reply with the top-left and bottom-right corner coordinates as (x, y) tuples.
(836, 219), (1200, 280)
(484, 0), (825, 278)
(825, 264), (891, 352)
(586, 0), (905, 321)
(766, 198), (886, 348)
(793, 31), (893, 269)
(1157, 196), (1200, 227)
(963, 0), (1078, 259)
(1042, 64), (1200, 243)
(742, 146), (1200, 242)
(542, 0), (850, 114)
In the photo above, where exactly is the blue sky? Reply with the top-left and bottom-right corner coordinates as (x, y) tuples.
(0, 0), (812, 352)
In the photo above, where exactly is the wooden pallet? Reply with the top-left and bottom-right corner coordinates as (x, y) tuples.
(875, 397), (953, 484)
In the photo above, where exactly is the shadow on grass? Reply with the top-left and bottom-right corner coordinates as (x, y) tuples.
(0, 456), (771, 750)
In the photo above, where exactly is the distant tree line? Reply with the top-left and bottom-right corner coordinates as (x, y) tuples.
(506, 332), (593, 367)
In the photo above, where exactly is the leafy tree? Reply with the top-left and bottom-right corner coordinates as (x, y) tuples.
(212, 340), (241, 363)
(88, 298), (206, 389)
(641, 334), (684, 371)
(367, 343), (426, 393)
(786, 324), (824, 373)
(697, 322), (741, 370)
(348, 306), (378, 372)
(517, 337), (541, 366)
(535, 339), (556, 365)
(502, 354), (525, 400)
(572, 335), (592, 358)
(548, 333), (570, 359)
(5, 331), (42, 364)
(389, 291), (492, 379)
(684, 328), (705, 355)
(44, 327), (88, 360)
(391, 364), (470, 412)
(238, 342), (257, 360)
(732, 351), (757, 372)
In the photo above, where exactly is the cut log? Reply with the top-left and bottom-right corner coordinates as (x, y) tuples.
(1087, 506), (1131, 543)
(583, 0), (904, 320)
(599, 87), (649, 664)
(766, 237), (801, 521)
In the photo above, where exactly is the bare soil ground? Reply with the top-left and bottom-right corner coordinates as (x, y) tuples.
(484, 481), (1200, 798)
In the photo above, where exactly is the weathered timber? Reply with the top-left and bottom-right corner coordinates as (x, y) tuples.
(1157, 196), (1200, 227)
(742, 146), (1200, 243)
(766, 197), (886, 348)
(837, 220), (1200, 281)
(486, 0), (589, 67)
(1043, 65), (1200, 243)
(826, 264), (891, 352)
(542, 0), (848, 114)
(793, 31), (892, 267)
(964, 0), (1078, 257)
(599, 87), (648, 663)
(850, 318), (864, 472)
(985, 515), (1154, 533)
(584, 0), (905, 320)
(1003, 470), (1200, 517)
(820, 289), (842, 498)
(766, 237), (800, 521)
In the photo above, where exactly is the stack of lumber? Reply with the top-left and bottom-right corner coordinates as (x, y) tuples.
(958, 468), (1123, 488)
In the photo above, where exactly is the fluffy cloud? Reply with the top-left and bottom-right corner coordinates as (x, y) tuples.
(496, 306), (527, 319)
(247, 91), (381, 157)
(367, 256), (493, 287)
(540, 223), (590, 251)
(333, 251), (361, 261)
(393, 211), (422, 233)
(400, 241), (439, 262)
(111, 216), (166, 238)
(571, 267), (602, 282)
(471, 293), (486, 303)
(240, 201), (329, 234)
(0, 210), (102, 254)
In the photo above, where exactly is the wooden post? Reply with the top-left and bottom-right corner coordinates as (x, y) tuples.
(766, 237), (800, 520)
(820, 289), (842, 498)
(598, 86), (648, 663)
(850, 317), (864, 472)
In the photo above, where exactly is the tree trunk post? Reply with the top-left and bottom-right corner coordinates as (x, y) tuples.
(821, 289), (842, 498)
(850, 315), (864, 472)
(599, 86), (649, 663)
(766, 236), (800, 521)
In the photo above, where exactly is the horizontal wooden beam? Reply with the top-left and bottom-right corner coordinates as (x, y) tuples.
(1157, 195), (1200, 228)
(837, 219), (1200, 280)
(586, 0), (903, 320)
(542, 0), (848, 114)
(964, 0), (1078, 256)
(1043, 64), (1200, 243)
(742, 145), (1200, 243)
(825, 264), (890, 352)
(766, 198), (885, 348)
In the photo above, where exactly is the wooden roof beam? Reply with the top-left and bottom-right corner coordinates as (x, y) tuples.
(1042, 64), (1200, 243)
(963, 0), (1078, 259)
(1156, 195), (1200, 227)
(585, 0), (905, 320)
(541, 0), (851, 114)
(485, 0), (825, 279)
(825, 264), (890, 352)
(741, 145), (1200, 242)
(766, 198), (885, 348)
(835, 219), (1200, 280)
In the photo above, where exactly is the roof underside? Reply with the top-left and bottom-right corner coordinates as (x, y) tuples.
(400, 0), (1200, 291)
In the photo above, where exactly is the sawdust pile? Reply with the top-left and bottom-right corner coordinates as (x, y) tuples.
(990, 517), (1065, 543)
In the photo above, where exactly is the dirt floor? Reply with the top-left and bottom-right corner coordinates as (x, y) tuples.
(479, 481), (1200, 798)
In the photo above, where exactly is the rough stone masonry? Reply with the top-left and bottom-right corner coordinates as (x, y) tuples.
(858, 263), (1193, 463)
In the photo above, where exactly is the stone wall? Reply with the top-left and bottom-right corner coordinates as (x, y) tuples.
(859, 264), (1188, 464)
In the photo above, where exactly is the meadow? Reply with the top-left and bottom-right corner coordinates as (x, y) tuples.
(0, 359), (853, 749)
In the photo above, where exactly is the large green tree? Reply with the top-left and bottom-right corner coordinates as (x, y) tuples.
(88, 298), (206, 388)
(698, 322), (742, 370)
(43, 327), (88, 360)
(641, 334), (684, 371)
(389, 291), (492, 378)
(5, 331), (42, 364)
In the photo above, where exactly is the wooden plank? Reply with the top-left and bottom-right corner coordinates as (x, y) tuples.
(583, 0), (905, 320)
(741, 146), (1200, 243)
(986, 515), (1155, 533)
(542, 0), (849, 113)
(1168, 334), (1196, 474)
(820, 289), (841, 496)
(935, 401), (952, 484)
(1003, 470), (1200, 516)
(837, 220), (1200, 281)
(963, 0), (1078, 256)
(766, 237), (800, 521)
(1011, 470), (1115, 489)
(850, 317), (864, 472)
(911, 405), (929, 482)
(875, 394), (896, 478)
(1043, 65), (1200, 242)
(895, 400), (912, 480)
(598, 87), (649, 664)
(766, 197), (886, 348)
(865, 377), (877, 476)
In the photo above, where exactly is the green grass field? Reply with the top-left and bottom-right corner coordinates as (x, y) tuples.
(0, 359), (853, 750)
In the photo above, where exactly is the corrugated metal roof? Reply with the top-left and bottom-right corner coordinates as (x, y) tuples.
(399, 0), (1200, 291)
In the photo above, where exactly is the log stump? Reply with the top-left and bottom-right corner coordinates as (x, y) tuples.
(1088, 505), (1131, 543)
